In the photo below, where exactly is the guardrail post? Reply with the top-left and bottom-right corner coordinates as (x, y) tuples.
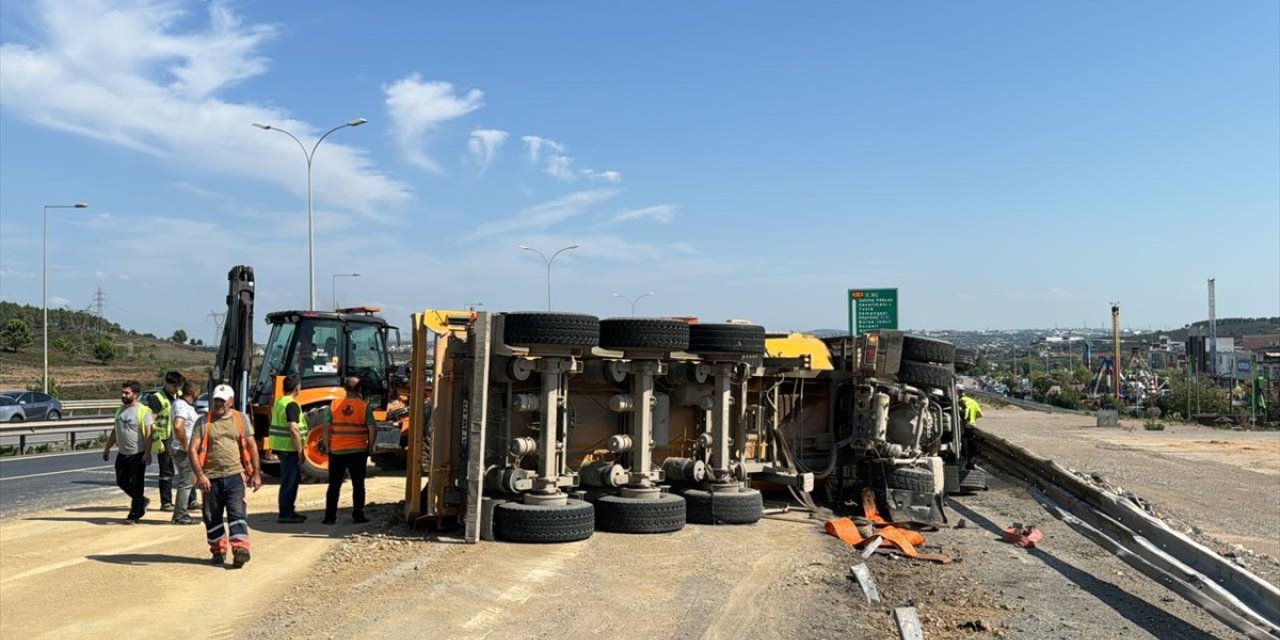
(19, 434), (26, 455)
(70, 431), (77, 449)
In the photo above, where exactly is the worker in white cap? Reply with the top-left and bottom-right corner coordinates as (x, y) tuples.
(190, 384), (262, 568)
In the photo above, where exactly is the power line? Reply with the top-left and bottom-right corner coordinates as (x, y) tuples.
(208, 310), (226, 340)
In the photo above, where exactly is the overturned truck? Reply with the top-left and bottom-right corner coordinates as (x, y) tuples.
(401, 311), (981, 543)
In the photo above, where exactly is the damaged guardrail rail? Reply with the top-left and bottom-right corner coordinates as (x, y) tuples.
(972, 427), (1280, 639)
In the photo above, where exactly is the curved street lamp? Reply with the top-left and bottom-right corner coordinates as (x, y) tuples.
(519, 244), (579, 311)
(253, 117), (368, 310)
(44, 202), (88, 393)
(611, 291), (655, 316)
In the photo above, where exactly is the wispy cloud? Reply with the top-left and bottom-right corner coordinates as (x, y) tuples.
(607, 204), (680, 224)
(545, 154), (575, 181)
(384, 73), (484, 173)
(521, 135), (565, 163)
(471, 188), (621, 238)
(467, 128), (508, 172)
(0, 0), (410, 217)
(581, 169), (622, 183)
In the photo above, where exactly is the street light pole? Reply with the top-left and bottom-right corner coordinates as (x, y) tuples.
(519, 244), (579, 311)
(253, 118), (368, 310)
(43, 202), (88, 394)
(611, 292), (655, 316)
(331, 273), (360, 310)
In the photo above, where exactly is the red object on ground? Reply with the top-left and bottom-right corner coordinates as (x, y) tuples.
(1003, 525), (1044, 548)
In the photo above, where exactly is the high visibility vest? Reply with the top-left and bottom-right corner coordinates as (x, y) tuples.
(194, 410), (253, 476)
(961, 397), (982, 424)
(268, 395), (307, 452)
(329, 397), (370, 455)
(151, 391), (172, 454)
(114, 404), (153, 451)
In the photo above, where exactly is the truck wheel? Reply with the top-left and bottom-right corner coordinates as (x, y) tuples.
(372, 452), (407, 472)
(599, 318), (690, 352)
(958, 467), (988, 492)
(594, 492), (686, 533)
(503, 313), (600, 349)
(687, 324), (766, 355)
(493, 499), (595, 543)
(897, 360), (953, 390)
(682, 488), (763, 525)
(954, 348), (977, 373)
(902, 335), (955, 365)
(300, 426), (329, 483)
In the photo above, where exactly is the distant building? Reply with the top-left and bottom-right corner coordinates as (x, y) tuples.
(1241, 334), (1280, 354)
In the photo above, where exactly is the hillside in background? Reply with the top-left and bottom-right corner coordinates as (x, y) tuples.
(1131, 317), (1280, 343)
(0, 301), (214, 398)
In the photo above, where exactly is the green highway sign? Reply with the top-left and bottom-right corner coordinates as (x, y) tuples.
(847, 288), (899, 335)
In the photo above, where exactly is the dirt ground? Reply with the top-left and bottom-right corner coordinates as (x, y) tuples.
(1, 456), (1254, 640)
(977, 406), (1280, 586)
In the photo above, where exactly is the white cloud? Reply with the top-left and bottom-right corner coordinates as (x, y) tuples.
(471, 188), (620, 238)
(0, 0), (410, 218)
(467, 128), (508, 172)
(608, 204), (681, 224)
(582, 169), (622, 183)
(521, 135), (565, 162)
(544, 154), (576, 182)
(384, 73), (484, 173)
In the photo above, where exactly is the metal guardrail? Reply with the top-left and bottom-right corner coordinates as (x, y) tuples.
(973, 427), (1280, 639)
(60, 399), (118, 413)
(968, 388), (1087, 416)
(0, 418), (113, 455)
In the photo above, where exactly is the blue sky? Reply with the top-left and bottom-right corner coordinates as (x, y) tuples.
(1, 1), (1277, 341)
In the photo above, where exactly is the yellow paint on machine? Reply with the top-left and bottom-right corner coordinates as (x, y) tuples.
(764, 333), (834, 370)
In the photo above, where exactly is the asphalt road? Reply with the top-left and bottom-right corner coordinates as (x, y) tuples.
(0, 449), (155, 519)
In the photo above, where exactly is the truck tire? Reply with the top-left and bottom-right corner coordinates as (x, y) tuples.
(954, 348), (977, 373)
(594, 492), (686, 533)
(599, 318), (690, 352)
(866, 464), (936, 493)
(958, 467), (988, 492)
(503, 313), (600, 349)
(687, 324), (766, 355)
(493, 499), (595, 543)
(682, 488), (764, 525)
(902, 335), (955, 365)
(372, 452), (407, 472)
(897, 360), (953, 390)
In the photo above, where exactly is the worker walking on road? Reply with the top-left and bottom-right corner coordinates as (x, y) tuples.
(168, 381), (201, 525)
(103, 380), (154, 524)
(191, 384), (262, 568)
(323, 376), (376, 525)
(269, 374), (308, 524)
(147, 371), (184, 512)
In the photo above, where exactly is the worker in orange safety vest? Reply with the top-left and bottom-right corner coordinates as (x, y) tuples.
(321, 376), (376, 525)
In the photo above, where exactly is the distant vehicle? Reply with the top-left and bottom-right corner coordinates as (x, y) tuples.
(12, 392), (63, 421)
(195, 392), (209, 415)
(0, 396), (26, 423)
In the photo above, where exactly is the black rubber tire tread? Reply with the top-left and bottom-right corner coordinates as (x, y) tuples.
(902, 335), (955, 365)
(865, 464), (936, 493)
(48, 410), (61, 421)
(493, 499), (595, 543)
(599, 318), (690, 352)
(682, 487), (764, 525)
(371, 452), (407, 472)
(953, 348), (977, 373)
(300, 457), (328, 484)
(594, 492), (687, 533)
(958, 467), (988, 491)
(687, 324), (766, 355)
(897, 360), (953, 390)
(502, 312), (600, 349)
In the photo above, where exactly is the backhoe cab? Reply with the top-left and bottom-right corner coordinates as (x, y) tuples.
(252, 306), (400, 481)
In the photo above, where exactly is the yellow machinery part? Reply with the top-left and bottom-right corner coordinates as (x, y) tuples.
(765, 332), (834, 370)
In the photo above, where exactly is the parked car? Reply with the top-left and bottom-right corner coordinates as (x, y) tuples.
(0, 396), (26, 422)
(196, 392), (209, 415)
(12, 391), (63, 421)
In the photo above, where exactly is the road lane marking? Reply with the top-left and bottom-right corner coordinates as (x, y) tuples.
(0, 450), (104, 464)
(0, 465), (113, 481)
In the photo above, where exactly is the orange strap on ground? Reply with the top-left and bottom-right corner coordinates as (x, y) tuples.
(821, 490), (952, 564)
